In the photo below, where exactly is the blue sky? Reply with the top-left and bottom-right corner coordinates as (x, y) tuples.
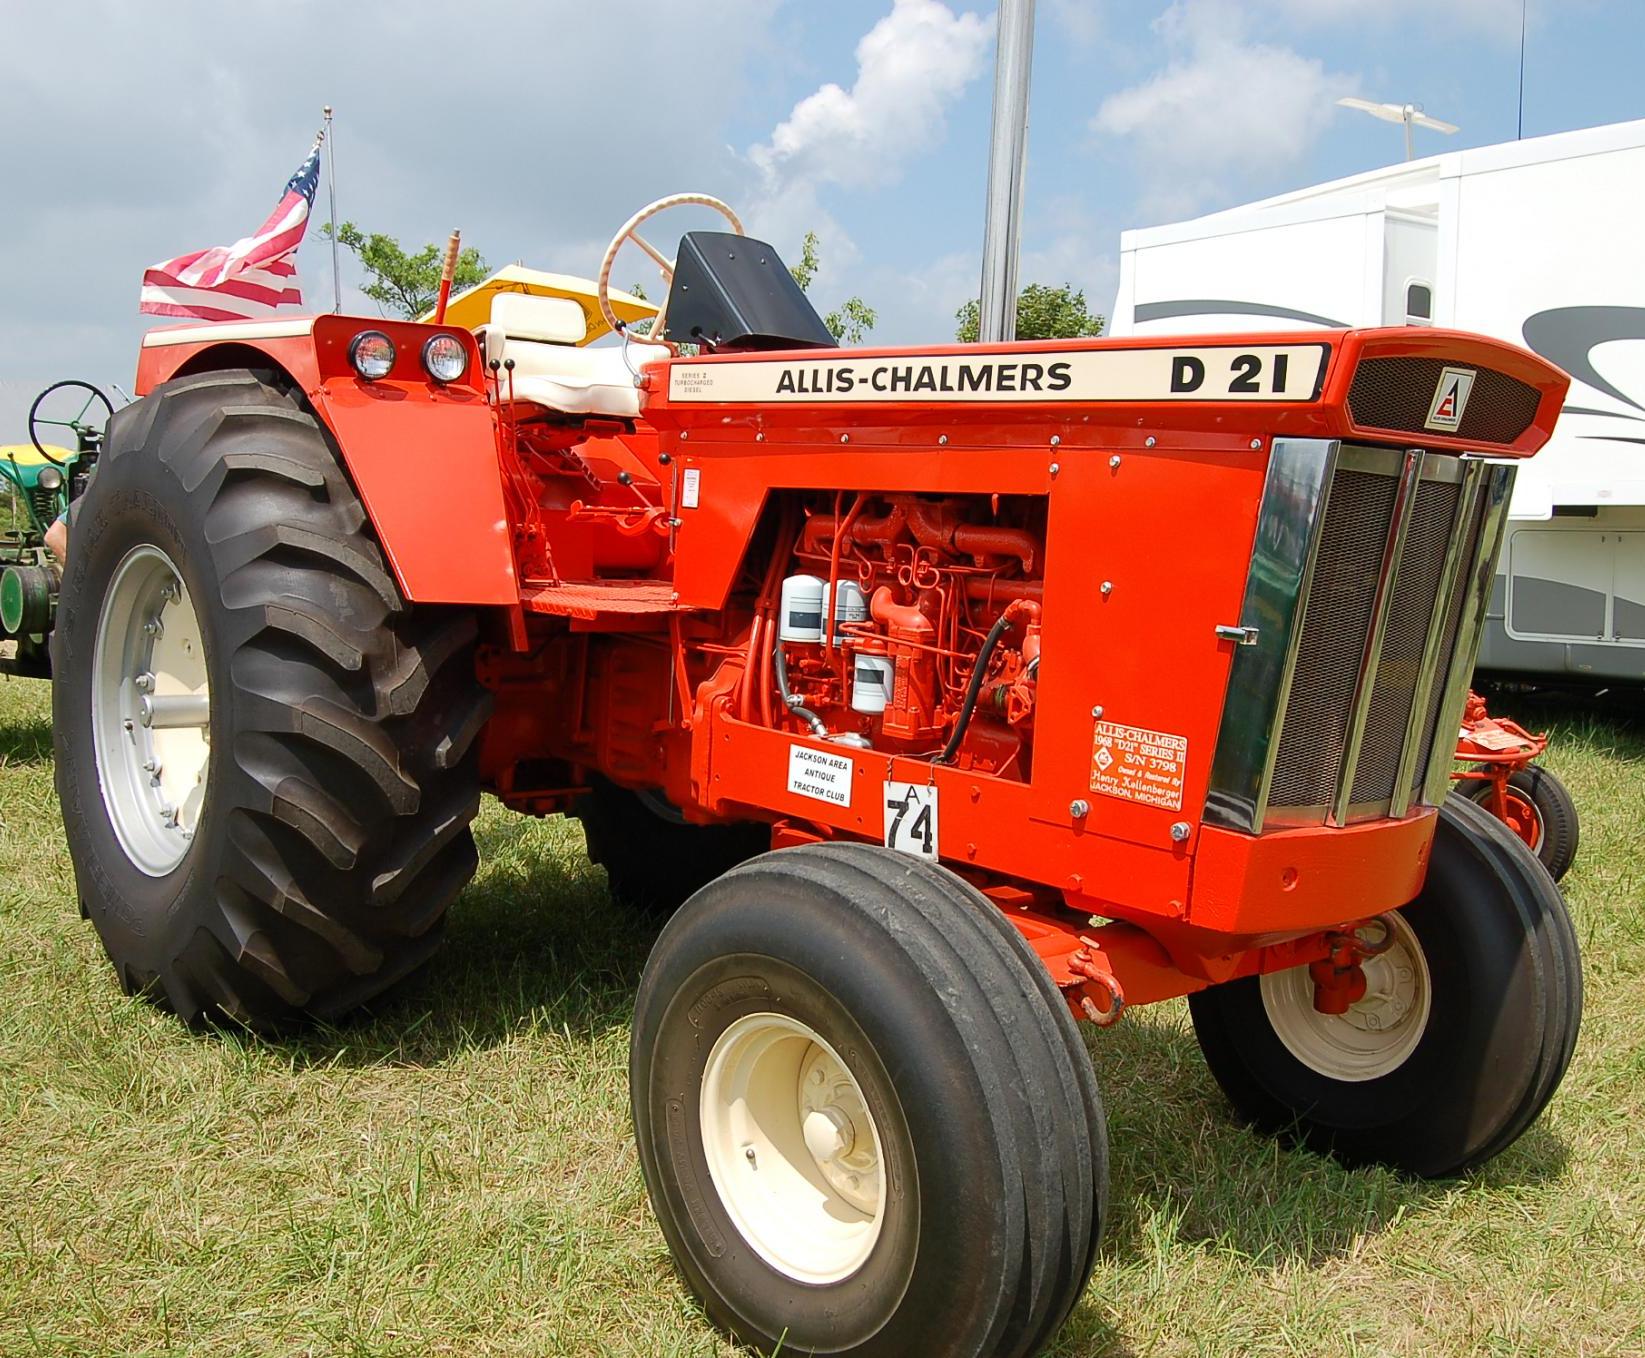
(2, 0), (1643, 426)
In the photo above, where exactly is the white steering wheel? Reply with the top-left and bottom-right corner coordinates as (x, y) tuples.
(597, 193), (744, 344)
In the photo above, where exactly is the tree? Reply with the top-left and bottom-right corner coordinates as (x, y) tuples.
(954, 283), (1105, 343)
(320, 222), (489, 319)
(789, 231), (877, 345)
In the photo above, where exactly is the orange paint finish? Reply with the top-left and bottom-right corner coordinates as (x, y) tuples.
(136, 315), (516, 606)
(1187, 810), (1436, 936)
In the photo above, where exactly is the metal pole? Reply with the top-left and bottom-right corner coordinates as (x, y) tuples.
(977, 0), (1035, 343)
(1517, 0), (1528, 139)
(324, 105), (341, 313)
(1403, 106), (1414, 162)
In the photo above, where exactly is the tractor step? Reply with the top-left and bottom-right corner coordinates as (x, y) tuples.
(520, 579), (683, 619)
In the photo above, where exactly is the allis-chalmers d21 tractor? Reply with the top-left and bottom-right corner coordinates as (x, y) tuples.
(57, 196), (1582, 1356)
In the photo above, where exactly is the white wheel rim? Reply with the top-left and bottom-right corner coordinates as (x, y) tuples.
(1261, 913), (1432, 1082)
(91, 544), (210, 876)
(700, 1012), (886, 1284)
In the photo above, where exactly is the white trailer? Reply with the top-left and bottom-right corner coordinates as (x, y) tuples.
(1111, 119), (1645, 683)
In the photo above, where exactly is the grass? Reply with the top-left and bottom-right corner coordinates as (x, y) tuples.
(0, 676), (1640, 1356)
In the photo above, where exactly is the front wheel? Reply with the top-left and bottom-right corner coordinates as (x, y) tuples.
(631, 843), (1107, 1357)
(1190, 796), (1581, 1178)
(1460, 764), (1580, 882)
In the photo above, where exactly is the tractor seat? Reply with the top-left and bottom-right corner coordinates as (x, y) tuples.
(475, 292), (667, 421)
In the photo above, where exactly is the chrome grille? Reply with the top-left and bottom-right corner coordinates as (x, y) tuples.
(1266, 468), (1397, 811)
(1206, 438), (1515, 833)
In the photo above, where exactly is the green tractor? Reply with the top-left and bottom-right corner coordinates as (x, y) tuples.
(1, 380), (111, 678)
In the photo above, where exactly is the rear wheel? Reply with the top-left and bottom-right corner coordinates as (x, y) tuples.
(631, 843), (1107, 1357)
(573, 775), (769, 914)
(54, 369), (491, 1028)
(1189, 796), (1581, 1178)
(1461, 764), (1580, 882)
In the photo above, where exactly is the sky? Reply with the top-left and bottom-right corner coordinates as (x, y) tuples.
(2, 0), (1643, 433)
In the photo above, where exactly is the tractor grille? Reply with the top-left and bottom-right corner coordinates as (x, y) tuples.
(1347, 357), (1542, 445)
(1264, 449), (1489, 824)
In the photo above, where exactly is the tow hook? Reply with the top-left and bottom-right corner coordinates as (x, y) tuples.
(1310, 918), (1395, 1015)
(1070, 942), (1126, 1027)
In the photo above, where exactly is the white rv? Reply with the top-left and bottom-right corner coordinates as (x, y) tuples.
(1111, 119), (1645, 683)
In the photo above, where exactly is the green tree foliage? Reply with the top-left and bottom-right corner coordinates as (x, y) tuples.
(321, 222), (489, 319)
(789, 231), (877, 345)
(954, 283), (1105, 343)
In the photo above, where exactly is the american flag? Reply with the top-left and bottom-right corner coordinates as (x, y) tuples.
(140, 138), (324, 321)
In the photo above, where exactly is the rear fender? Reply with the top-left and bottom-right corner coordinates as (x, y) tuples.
(136, 315), (516, 606)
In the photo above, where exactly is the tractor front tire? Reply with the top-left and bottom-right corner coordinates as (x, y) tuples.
(631, 843), (1107, 1358)
(1460, 764), (1580, 882)
(53, 369), (489, 1028)
(1189, 796), (1581, 1178)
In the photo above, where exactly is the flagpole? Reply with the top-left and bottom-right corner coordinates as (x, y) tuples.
(324, 105), (340, 313)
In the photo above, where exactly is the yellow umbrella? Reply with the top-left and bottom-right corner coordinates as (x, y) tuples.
(426, 265), (657, 345)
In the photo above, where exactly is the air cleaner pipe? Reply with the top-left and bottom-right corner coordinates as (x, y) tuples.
(977, 0), (1036, 343)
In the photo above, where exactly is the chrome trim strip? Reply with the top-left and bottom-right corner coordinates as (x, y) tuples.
(1329, 448), (1425, 826)
(1421, 463), (1518, 806)
(1205, 438), (1340, 833)
(1389, 460), (1486, 818)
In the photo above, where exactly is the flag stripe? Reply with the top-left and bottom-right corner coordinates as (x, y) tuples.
(141, 139), (322, 322)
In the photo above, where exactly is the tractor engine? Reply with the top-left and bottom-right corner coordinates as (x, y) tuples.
(769, 492), (1045, 776)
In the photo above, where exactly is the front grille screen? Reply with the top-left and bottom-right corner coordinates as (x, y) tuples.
(1266, 468), (1398, 811)
(1348, 477), (1460, 805)
(1348, 358), (1541, 446)
(1266, 453), (1484, 821)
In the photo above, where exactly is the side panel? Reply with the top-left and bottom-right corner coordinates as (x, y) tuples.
(137, 319), (518, 607)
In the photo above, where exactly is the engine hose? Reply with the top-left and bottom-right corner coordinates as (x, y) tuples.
(773, 639), (829, 738)
(934, 612), (1013, 765)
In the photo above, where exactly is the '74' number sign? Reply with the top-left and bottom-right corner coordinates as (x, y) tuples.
(883, 782), (939, 861)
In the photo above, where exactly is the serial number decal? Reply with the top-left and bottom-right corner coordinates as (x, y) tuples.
(667, 344), (1328, 405)
(787, 743), (854, 807)
(1091, 721), (1187, 812)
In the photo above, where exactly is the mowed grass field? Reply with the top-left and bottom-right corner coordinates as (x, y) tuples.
(1, 676), (1641, 1357)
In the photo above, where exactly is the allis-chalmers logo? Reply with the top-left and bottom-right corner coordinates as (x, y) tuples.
(1425, 366), (1477, 431)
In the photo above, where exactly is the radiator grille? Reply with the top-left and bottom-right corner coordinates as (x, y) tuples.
(1348, 477), (1460, 805)
(1266, 469), (1397, 810)
(1266, 452), (1482, 822)
(1348, 358), (1541, 445)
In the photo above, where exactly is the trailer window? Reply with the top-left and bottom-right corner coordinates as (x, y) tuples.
(1406, 282), (1433, 326)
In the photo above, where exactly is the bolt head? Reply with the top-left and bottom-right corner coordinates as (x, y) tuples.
(1050, 434), (1061, 447)
(840, 434), (850, 443)
(1091, 705), (1104, 719)
(1109, 454), (1122, 469)
(1145, 436), (1157, 448)
(1049, 462), (1061, 477)
(1100, 581), (1113, 596)
(1250, 438), (1263, 450)
(1170, 821), (1192, 842)
(1070, 798), (1091, 819)
(938, 434), (949, 446)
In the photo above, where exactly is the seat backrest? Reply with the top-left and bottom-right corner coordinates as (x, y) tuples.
(480, 293), (589, 369)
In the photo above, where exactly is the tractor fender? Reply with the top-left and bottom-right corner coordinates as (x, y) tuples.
(135, 316), (517, 607)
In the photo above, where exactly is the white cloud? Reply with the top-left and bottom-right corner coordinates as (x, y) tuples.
(748, 0), (990, 193)
(1092, 1), (1355, 218)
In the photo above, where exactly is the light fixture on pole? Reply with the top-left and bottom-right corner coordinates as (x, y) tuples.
(1337, 97), (1459, 161)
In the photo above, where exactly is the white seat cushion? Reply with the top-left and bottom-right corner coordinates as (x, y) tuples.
(479, 333), (668, 419)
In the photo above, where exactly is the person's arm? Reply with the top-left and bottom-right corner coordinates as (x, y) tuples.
(45, 510), (68, 566)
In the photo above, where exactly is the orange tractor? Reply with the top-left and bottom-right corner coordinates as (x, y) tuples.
(57, 197), (1582, 1357)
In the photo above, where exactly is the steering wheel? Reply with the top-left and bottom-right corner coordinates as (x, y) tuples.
(597, 193), (744, 345)
(29, 380), (114, 466)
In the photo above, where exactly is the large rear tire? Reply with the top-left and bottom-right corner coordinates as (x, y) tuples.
(53, 369), (490, 1028)
(1189, 796), (1581, 1177)
(573, 775), (769, 915)
(1460, 764), (1580, 882)
(631, 843), (1107, 1358)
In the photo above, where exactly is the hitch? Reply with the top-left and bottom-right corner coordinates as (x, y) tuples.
(1309, 919), (1395, 1015)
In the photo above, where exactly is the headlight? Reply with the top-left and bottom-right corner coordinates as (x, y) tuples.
(421, 334), (469, 384)
(348, 330), (396, 380)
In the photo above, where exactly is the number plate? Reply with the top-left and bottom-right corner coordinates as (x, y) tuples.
(883, 781), (939, 860)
